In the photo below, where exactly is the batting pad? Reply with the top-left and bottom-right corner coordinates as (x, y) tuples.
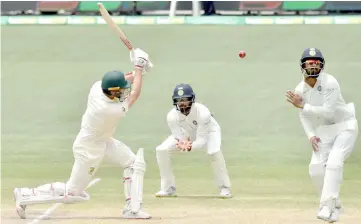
(130, 148), (146, 213)
(20, 192), (90, 206)
(210, 151), (231, 189)
(123, 167), (133, 201)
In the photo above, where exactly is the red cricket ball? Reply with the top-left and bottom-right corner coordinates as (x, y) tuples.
(239, 51), (246, 58)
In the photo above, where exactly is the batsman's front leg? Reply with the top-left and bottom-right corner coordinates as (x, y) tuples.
(122, 148), (151, 219)
(102, 139), (151, 219)
(13, 181), (92, 219)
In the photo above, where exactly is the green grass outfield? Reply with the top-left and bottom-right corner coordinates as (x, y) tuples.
(1, 25), (361, 223)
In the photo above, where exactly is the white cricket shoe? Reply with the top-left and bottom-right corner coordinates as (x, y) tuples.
(317, 198), (340, 223)
(329, 200), (342, 223)
(155, 186), (177, 197)
(220, 187), (232, 199)
(329, 208), (340, 223)
(317, 206), (332, 222)
(122, 209), (151, 219)
(14, 188), (26, 219)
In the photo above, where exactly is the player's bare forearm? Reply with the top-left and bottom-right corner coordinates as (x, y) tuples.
(126, 68), (143, 108)
(125, 72), (135, 83)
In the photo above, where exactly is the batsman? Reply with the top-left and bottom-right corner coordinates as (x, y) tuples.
(286, 48), (358, 223)
(155, 84), (232, 198)
(14, 48), (153, 219)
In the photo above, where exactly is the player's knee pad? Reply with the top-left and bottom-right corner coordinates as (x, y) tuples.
(309, 163), (326, 178)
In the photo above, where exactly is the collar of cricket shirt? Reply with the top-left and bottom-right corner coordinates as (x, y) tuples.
(313, 73), (324, 91)
(303, 72), (323, 90)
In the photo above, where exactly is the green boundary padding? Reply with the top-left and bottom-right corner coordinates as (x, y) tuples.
(78, 1), (121, 12)
(283, 1), (325, 10)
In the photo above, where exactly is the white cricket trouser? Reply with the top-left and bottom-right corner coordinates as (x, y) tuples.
(308, 118), (358, 204)
(67, 137), (135, 195)
(156, 130), (231, 192)
(18, 136), (136, 206)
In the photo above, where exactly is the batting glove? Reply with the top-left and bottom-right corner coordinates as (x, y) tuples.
(130, 48), (150, 71)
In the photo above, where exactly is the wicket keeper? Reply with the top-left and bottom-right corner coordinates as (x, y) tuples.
(155, 84), (232, 198)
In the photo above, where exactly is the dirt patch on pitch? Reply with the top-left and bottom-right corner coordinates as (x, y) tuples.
(2, 207), (361, 224)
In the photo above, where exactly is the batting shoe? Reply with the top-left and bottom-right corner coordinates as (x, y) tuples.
(329, 200), (342, 223)
(317, 198), (338, 223)
(122, 209), (151, 219)
(220, 187), (232, 199)
(13, 188), (26, 219)
(155, 186), (177, 197)
(317, 206), (332, 222)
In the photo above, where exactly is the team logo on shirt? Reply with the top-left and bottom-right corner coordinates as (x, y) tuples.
(317, 86), (322, 91)
(89, 167), (95, 175)
(193, 120), (198, 125)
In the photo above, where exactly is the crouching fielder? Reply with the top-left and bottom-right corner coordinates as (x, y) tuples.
(13, 48), (152, 220)
(286, 48), (358, 223)
(155, 84), (231, 198)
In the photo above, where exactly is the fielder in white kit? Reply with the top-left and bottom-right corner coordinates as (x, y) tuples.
(155, 84), (232, 198)
(286, 48), (358, 223)
(14, 48), (153, 219)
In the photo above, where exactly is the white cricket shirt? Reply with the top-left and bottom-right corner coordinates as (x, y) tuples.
(76, 81), (128, 144)
(166, 102), (220, 149)
(294, 72), (355, 139)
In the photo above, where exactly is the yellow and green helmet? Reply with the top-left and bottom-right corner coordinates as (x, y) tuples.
(101, 71), (131, 101)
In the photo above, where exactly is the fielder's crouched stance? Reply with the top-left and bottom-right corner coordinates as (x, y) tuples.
(155, 84), (232, 198)
(14, 48), (152, 220)
(286, 48), (358, 223)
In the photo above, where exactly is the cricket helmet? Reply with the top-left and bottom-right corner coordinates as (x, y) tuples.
(300, 48), (325, 78)
(101, 71), (131, 101)
(172, 83), (195, 116)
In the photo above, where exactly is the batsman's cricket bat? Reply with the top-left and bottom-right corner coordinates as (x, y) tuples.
(97, 3), (153, 68)
(98, 3), (134, 50)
